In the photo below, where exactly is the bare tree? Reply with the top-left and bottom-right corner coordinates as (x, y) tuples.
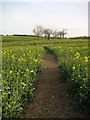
(43, 28), (48, 38)
(58, 29), (67, 39)
(33, 25), (43, 39)
(58, 31), (63, 39)
(45, 28), (52, 40)
(53, 30), (58, 39)
(61, 29), (67, 39)
(32, 25), (67, 40)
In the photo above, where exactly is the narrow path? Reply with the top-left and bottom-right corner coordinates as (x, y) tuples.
(20, 50), (86, 118)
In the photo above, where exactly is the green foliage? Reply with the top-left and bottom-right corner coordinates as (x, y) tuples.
(2, 46), (45, 118)
(46, 45), (90, 110)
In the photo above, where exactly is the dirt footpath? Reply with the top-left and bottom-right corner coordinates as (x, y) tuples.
(20, 50), (87, 118)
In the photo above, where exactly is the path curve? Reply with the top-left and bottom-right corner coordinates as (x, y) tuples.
(20, 49), (86, 118)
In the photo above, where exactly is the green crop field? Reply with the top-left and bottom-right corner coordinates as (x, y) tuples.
(45, 45), (89, 109)
(1, 36), (89, 118)
(2, 43), (45, 118)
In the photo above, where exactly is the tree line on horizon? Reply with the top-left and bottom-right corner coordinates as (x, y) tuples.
(32, 25), (67, 40)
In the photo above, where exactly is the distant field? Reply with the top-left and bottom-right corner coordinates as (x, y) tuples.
(1, 35), (88, 47)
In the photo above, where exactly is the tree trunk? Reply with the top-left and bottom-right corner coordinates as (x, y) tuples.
(45, 34), (46, 38)
(60, 35), (61, 39)
(63, 34), (64, 39)
(48, 35), (50, 40)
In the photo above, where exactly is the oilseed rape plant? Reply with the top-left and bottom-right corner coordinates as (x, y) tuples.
(2, 46), (45, 118)
(46, 45), (90, 110)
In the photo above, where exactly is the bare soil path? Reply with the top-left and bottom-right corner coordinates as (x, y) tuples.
(20, 49), (87, 118)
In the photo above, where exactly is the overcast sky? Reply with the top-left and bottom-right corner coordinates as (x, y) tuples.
(0, 0), (89, 37)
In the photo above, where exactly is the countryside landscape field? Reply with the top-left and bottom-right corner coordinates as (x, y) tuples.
(0, 1), (89, 119)
(1, 35), (89, 118)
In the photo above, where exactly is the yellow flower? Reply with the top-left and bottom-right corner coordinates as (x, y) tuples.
(26, 68), (29, 72)
(4, 51), (6, 54)
(34, 59), (37, 63)
(83, 78), (85, 81)
(72, 66), (75, 70)
(21, 56), (22, 58)
(10, 70), (12, 74)
(75, 52), (80, 59)
(12, 55), (15, 59)
(85, 56), (88, 63)
(17, 72), (19, 75)
(18, 58), (21, 62)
